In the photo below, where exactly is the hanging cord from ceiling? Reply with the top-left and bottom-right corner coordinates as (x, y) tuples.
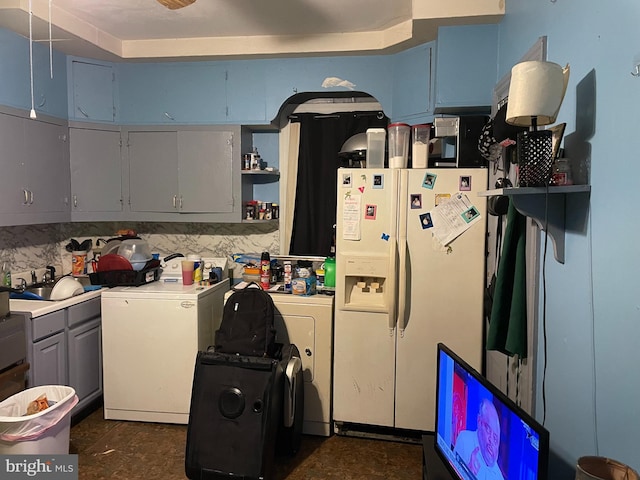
(49, 0), (53, 79)
(28, 0), (36, 119)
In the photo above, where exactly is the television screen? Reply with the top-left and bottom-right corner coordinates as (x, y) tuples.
(435, 343), (549, 480)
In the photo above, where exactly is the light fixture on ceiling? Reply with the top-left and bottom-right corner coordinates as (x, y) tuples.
(156, 0), (196, 9)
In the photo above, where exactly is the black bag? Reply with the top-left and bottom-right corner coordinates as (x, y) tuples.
(215, 282), (277, 358)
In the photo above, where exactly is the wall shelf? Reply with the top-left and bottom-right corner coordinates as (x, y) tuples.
(478, 185), (591, 264)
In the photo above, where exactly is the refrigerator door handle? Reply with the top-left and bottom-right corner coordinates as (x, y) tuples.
(387, 169), (400, 333)
(397, 169), (409, 336)
(397, 238), (408, 336)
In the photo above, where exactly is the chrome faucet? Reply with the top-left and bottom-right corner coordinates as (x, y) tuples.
(31, 270), (37, 285)
(44, 265), (56, 284)
(16, 277), (28, 291)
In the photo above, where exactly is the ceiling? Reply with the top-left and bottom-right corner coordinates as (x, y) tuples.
(0, 0), (504, 61)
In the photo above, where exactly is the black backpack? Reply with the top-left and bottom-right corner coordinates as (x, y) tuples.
(214, 282), (277, 358)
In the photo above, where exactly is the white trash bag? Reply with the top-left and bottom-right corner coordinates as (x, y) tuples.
(0, 385), (78, 442)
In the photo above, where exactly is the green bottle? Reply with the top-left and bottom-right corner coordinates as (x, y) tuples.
(324, 257), (336, 288)
(1, 261), (10, 287)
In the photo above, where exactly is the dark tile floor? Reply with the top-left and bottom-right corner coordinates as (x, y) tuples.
(70, 407), (423, 480)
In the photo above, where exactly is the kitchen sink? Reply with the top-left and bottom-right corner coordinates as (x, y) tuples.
(24, 286), (55, 300)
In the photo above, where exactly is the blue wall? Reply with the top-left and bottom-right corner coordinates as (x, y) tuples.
(498, 1), (640, 474)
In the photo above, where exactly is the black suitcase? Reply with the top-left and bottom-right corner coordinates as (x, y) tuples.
(185, 344), (303, 480)
(185, 350), (283, 480)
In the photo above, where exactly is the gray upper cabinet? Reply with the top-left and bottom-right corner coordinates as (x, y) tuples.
(71, 60), (115, 123)
(178, 130), (234, 213)
(25, 120), (71, 216)
(0, 110), (70, 226)
(0, 112), (27, 218)
(128, 130), (179, 213)
(69, 124), (124, 221)
(126, 125), (244, 222)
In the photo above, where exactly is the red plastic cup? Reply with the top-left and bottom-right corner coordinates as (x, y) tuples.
(181, 260), (194, 285)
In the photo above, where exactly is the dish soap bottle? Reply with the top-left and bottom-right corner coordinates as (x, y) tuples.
(260, 252), (271, 290)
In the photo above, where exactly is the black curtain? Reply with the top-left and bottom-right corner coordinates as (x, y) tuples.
(289, 111), (388, 257)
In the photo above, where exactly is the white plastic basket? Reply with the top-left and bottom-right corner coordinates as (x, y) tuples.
(0, 385), (78, 454)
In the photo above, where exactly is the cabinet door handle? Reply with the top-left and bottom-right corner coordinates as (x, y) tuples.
(172, 195), (177, 208)
(22, 189), (29, 205)
(73, 195), (78, 208)
(179, 195), (183, 209)
(29, 190), (34, 205)
(163, 112), (175, 121)
(77, 106), (89, 118)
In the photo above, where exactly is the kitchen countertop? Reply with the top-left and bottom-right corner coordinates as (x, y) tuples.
(10, 289), (104, 318)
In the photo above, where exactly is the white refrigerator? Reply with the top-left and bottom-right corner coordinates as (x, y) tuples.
(333, 167), (488, 432)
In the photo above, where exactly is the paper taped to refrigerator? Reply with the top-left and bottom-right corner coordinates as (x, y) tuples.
(429, 193), (481, 246)
(342, 194), (362, 241)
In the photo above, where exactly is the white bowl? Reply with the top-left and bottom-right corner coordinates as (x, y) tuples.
(50, 277), (84, 301)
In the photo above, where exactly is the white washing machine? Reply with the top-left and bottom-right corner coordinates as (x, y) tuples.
(101, 256), (229, 424)
(224, 289), (334, 436)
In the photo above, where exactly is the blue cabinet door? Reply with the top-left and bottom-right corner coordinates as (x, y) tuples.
(226, 61), (267, 124)
(0, 29), (67, 118)
(119, 63), (226, 124)
(434, 24), (498, 112)
(71, 60), (115, 122)
(391, 42), (434, 122)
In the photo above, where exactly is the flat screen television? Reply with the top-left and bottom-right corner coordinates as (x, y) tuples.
(434, 343), (549, 480)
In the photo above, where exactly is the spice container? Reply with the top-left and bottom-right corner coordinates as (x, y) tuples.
(551, 158), (573, 186)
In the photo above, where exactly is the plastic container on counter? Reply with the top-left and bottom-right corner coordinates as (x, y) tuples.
(388, 123), (411, 168)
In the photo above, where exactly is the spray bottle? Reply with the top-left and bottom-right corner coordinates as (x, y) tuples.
(260, 252), (271, 290)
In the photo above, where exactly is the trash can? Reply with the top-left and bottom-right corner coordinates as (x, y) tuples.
(576, 456), (640, 480)
(0, 385), (78, 454)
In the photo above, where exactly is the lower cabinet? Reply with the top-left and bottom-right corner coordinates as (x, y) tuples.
(31, 332), (67, 387)
(22, 296), (102, 418)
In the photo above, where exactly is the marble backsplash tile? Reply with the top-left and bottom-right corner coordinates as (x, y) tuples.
(0, 222), (279, 281)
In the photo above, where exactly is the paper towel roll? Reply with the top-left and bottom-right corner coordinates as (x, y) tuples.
(506, 61), (570, 127)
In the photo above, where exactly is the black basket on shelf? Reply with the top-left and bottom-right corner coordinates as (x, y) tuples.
(89, 267), (160, 287)
(516, 130), (554, 187)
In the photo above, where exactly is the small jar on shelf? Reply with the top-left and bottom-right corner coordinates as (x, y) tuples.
(550, 158), (573, 186)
